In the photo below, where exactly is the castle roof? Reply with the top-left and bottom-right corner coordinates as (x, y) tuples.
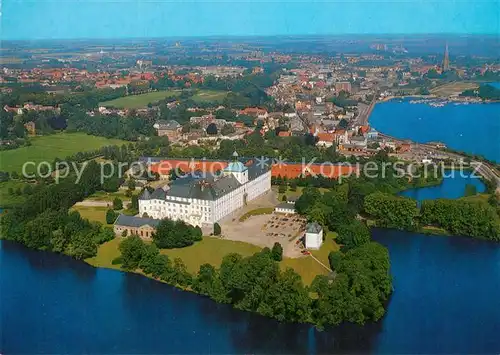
(224, 161), (247, 173)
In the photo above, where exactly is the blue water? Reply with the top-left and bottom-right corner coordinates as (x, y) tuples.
(369, 98), (500, 162)
(2, 177), (500, 354)
(399, 171), (485, 204)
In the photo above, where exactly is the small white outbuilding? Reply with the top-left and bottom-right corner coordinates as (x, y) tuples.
(305, 222), (323, 250)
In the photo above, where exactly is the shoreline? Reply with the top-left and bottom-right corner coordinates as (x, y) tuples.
(377, 95), (500, 104)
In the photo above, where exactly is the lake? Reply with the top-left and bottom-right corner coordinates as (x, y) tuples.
(369, 98), (500, 162)
(399, 170), (486, 204)
(2, 176), (500, 354)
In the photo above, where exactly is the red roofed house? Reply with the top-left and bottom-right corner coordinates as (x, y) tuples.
(240, 107), (268, 119)
(316, 133), (335, 147)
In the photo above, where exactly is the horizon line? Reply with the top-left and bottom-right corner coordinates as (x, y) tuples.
(3, 33), (499, 42)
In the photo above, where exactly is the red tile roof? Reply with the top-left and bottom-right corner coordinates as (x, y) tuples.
(272, 163), (357, 179)
(317, 133), (335, 142)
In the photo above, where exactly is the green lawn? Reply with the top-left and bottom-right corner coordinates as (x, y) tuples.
(99, 90), (182, 108)
(71, 206), (110, 225)
(0, 133), (126, 173)
(460, 193), (491, 203)
(161, 236), (262, 273)
(87, 190), (136, 201)
(239, 207), (274, 222)
(87, 233), (338, 285)
(0, 180), (28, 208)
(191, 90), (228, 103)
(85, 238), (122, 269)
(281, 235), (339, 285)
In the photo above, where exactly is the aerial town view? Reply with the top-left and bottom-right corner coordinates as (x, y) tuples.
(1, 0), (499, 354)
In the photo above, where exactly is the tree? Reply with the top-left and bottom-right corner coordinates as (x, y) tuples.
(214, 222), (222, 236)
(127, 178), (136, 191)
(420, 199), (500, 241)
(23, 184), (33, 195)
(206, 123), (218, 135)
(295, 187), (322, 215)
(131, 195), (139, 210)
(336, 220), (371, 251)
(113, 197), (123, 210)
(328, 251), (342, 271)
(281, 195), (287, 202)
(119, 236), (146, 270)
(464, 184), (477, 197)
(271, 242), (283, 261)
(364, 192), (418, 230)
(106, 209), (118, 224)
(221, 124), (236, 136)
(153, 219), (202, 249)
(278, 185), (287, 194)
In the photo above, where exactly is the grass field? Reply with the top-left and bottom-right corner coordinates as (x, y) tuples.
(85, 238), (122, 269)
(281, 233), (338, 284)
(160, 237), (262, 273)
(86, 190), (137, 201)
(87, 233), (339, 285)
(430, 81), (479, 96)
(99, 90), (182, 108)
(71, 206), (110, 225)
(0, 133), (126, 173)
(0, 180), (28, 208)
(191, 90), (228, 103)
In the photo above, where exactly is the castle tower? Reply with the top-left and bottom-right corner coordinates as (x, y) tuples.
(223, 151), (248, 184)
(442, 42), (450, 72)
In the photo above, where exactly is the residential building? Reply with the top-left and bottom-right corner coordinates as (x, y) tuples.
(154, 120), (182, 140)
(335, 81), (352, 93)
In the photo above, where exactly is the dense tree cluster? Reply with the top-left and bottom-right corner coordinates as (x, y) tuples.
(312, 242), (392, 327)
(364, 192), (419, 230)
(420, 199), (500, 241)
(460, 84), (500, 100)
(153, 219), (202, 248)
(117, 238), (391, 328)
(1, 161), (118, 258)
(118, 236), (193, 287)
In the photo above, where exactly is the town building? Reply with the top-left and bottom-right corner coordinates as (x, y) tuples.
(305, 222), (323, 250)
(335, 81), (352, 93)
(139, 159), (271, 226)
(113, 214), (161, 240)
(154, 120), (182, 140)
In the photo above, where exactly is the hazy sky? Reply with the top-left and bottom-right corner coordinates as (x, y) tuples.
(2, 0), (499, 40)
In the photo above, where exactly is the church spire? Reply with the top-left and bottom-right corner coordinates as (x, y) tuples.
(442, 42), (450, 72)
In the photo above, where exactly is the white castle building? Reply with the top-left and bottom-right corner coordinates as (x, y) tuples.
(138, 160), (271, 226)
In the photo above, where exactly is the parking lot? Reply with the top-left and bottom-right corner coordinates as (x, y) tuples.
(220, 212), (308, 258)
